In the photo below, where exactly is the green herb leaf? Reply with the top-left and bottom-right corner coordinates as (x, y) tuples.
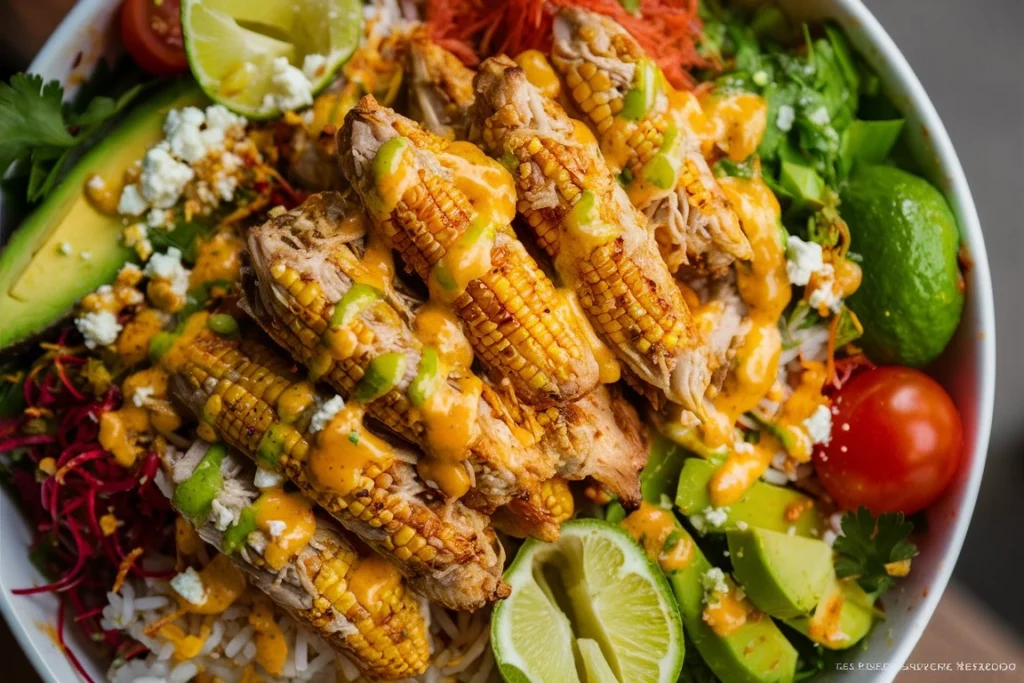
(0, 74), (74, 172)
(833, 506), (917, 595)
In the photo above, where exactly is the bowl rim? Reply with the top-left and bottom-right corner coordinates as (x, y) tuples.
(0, 0), (996, 682)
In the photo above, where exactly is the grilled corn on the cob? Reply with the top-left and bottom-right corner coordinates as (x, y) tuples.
(550, 7), (751, 274)
(338, 96), (600, 407)
(241, 191), (562, 540)
(168, 328), (508, 611)
(472, 56), (711, 415)
(161, 442), (430, 679)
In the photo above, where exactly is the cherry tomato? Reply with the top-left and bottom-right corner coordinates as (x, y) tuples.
(814, 366), (963, 515)
(120, 0), (188, 76)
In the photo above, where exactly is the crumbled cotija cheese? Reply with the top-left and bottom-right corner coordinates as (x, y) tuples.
(804, 404), (834, 445)
(75, 310), (122, 349)
(117, 183), (149, 216)
(254, 466), (283, 489)
(785, 235), (825, 286)
(140, 146), (194, 209)
(144, 247), (191, 298)
(309, 395), (345, 433)
(170, 567), (207, 605)
(264, 57), (315, 112)
(266, 520), (287, 539)
(132, 385), (155, 408)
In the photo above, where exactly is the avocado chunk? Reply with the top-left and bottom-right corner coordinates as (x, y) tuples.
(222, 506), (258, 555)
(172, 442), (227, 521)
(619, 436), (798, 683)
(727, 528), (833, 619)
(787, 573), (876, 650)
(331, 283), (383, 328)
(256, 423), (291, 468)
(676, 459), (825, 538)
(642, 125), (684, 190)
(353, 352), (407, 402)
(620, 59), (661, 122)
(0, 81), (206, 351)
(408, 346), (441, 408)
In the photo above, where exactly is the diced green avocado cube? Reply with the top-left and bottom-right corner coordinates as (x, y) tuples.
(172, 443), (227, 521)
(331, 283), (383, 328)
(675, 459), (826, 538)
(222, 506), (257, 555)
(372, 136), (410, 181)
(620, 59), (660, 121)
(839, 119), (905, 175)
(148, 331), (179, 364)
(727, 528), (833, 619)
(408, 347), (441, 407)
(0, 81), (207, 352)
(642, 125), (683, 190)
(779, 161), (825, 208)
(207, 313), (239, 336)
(256, 423), (290, 467)
(354, 352), (407, 402)
(786, 573), (877, 650)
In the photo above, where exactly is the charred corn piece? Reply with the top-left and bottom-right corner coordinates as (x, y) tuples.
(169, 329), (509, 611)
(161, 445), (430, 679)
(338, 96), (599, 407)
(550, 7), (751, 273)
(406, 29), (477, 138)
(492, 476), (575, 538)
(472, 56), (710, 414)
(242, 192), (562, 540)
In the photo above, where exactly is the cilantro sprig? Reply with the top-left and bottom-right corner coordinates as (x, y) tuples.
(0, 72), (144, 202)
(833, 506), (917, 595)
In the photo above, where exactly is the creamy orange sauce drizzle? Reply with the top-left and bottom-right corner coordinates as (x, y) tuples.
(306, 404), (394, 496)
(176, 554), (247, 616)
(698, 93), (768, 162)
(250, 595), (288, 675)
(622, 503), (694, 572)
(98, 405), (150, 467)
(159, 312), (211, 374)
(558, 289), (620, 384)
(809, 586), (847, 647)
(254, 488), (316, 571)
(349, 552), (403, 614)
(190, 232), (243, 288)
(515, 50), (562, 100)
(117, 308), (166, 367)
(703, 585), (754, 637)
(414, 374), (481, 499)
(708, 434), (780, 507)
(414, 303), (474, 370)
(275, 381), (317, 424)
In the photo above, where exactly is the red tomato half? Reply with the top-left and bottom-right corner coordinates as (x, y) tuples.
(814, 366), (963, 515)
(121, 0), (188, 76)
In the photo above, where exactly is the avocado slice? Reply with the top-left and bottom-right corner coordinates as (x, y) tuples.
(676, 459), (826, 538)
(0, 80), (207, 352)
(353, 352), (407, 402)
(408, 346), (441, 408)
(331, 283), (383, 327)
(222, 505), (258, 555)
(619, 435), (798, 683)
(172, 442), (227, 521)
(727, 528), (833, 619)
(786, 573), (876, 650)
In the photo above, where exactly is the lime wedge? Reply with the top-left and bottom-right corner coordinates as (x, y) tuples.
(181, 0), (362, 119)
(492, 520), (684, 683)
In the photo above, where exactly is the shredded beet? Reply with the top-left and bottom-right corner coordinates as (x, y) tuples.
(1, 343), (178, 682)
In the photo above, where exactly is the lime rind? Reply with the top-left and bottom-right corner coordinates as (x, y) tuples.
(181, 0), (362, 120)
(492, 519), (684, 683)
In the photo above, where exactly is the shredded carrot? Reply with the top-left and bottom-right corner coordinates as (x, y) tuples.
(143, 607), (188, 638)
(425, 0), (707, 90)
(112, 547), (144, 594)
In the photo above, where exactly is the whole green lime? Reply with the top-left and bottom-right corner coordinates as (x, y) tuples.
(842, 164), (964, 367)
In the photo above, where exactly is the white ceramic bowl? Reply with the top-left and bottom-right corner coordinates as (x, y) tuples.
(0, 1), (996, 681)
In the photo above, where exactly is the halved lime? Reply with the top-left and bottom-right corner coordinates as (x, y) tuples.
(492, 519), (684, 683)
(181, 0), (362, 119)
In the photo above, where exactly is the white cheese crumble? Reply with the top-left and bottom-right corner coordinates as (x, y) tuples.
(164, 106), (210, 164)
(734, 440), (754, 454)
(263, 57), (315, 112)
(80, 251), (92, 261)
(266, 520), (287, 539)
(735, 521), (749, 531)
(302, 53), (330, 81)
(57, 241), (72, 255)
(75, 310), (122, 349)
(807, 106), (831, 126)
(804, 404), (833, 445)
(808, 274), (844, 314)
(211, 499), (236, 531)
(141, 145), (195, 209)
(86, 175), (107, 191)
(254, 466), (284, 490)
(701, 567), (729, 602)
(309, 395), (345, 433)
(776, 104), (795, 132)
(132, 385), (155, 408)
(170, 567), (207, 606)
(823, 530), (839, 547)
(785, 235), (824, 286)
(144, 247), (192, 298)
(205, 104), (246, 134)
(117, 183), (149, 216)
(146, 208), (173, 229)
(703, 506), (730, 529)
